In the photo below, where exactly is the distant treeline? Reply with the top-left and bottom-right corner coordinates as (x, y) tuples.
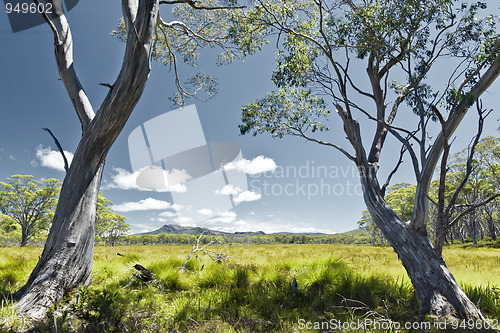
(112, 231), (373, 246)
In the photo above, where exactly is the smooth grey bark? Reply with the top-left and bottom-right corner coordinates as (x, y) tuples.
(20, 226), (28, 247)
(14, 0), (159, 319)
(486, 213), (497, 240)
(358, 52), (500, 318)
(360, 165), (484, 319)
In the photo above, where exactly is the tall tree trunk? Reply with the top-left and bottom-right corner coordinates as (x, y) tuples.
(14, 163), (103, 318)
(470, 212), (478, 245)
(13, 0), (159, 319)
(487, 214), (497, 240)
(360, 167), (484, 320)
(20, 226), (28, 247)
(434, 221), (446, 258)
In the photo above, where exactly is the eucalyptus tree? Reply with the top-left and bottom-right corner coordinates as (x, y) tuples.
(237, 0), (500, 319)
(447, 136), (500, 243)
(95, 193), (129, 246)
(0, 175), (60, 247)
(14, 0), (246, 319)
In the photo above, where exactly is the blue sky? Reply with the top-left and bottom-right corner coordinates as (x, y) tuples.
(0, 1), (499, 235)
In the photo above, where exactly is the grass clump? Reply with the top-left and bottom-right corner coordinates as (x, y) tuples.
(1, 244), (500, 332)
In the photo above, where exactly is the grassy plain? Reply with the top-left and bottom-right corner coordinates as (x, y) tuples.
(1, 244), (500, 332)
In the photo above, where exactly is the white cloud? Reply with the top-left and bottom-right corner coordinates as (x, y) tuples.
(215, 184), (242, 196)
(214, 185), (262, 205)
(159, 211), (177, 217)
(208, 211), (237, 223)
(198, 208), (214, 216)
(234, 190), (262, 204)
(107, 167), (141, 190)
(224, 156), (277, 175)
(171, 204), (184, 212)
(113, 198), (172, 212)
(174, 216), (193, 225)
(235, 220), (248, 226)
(35, 145), (74, 172)
(150, 217), (168, 222)
(169, 183), (187, 193)
(9, 155), (15, 161)
(107, 167), (188, 192)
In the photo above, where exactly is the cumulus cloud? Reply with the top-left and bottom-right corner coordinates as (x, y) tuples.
(208, 211), (237, 224)
(214, 184), (262, 205)
(107, 167), (187, 192)
(215, 184), (242, 196)
(174, 216), (193, 225)
(150, 217), (168, 222)
(159, 211), (177, 218)
(35, 145), (74, 172)
(171, 204), (184, 212)
(107, 168), (142, 190)
(224, 155), (276, 175)
(234, 190), (262, 204)
(113, 198), (172, 212)
(198, 208), (214, 216)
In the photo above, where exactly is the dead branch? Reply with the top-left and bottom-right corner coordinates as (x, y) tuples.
(133, 264), (155, 282)
(42, 127), (69, 172)
(179, 232), (238, 272)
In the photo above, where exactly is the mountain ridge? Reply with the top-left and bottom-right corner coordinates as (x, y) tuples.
(135, 224), (331, 236)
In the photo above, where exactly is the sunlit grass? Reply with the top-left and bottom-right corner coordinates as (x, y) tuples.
(0, 244), (499, 332)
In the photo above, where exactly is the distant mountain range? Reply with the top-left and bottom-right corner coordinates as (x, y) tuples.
(135, 224), (330, 237)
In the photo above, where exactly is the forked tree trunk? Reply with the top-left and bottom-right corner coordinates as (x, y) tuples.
(13, 0), (159, 319)
(360, 167), (484, 320)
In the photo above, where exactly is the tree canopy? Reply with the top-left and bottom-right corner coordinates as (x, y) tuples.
(0, 175), (60, 246)
(95, 193), (129, 246)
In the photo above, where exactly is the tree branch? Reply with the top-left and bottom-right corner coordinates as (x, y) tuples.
(446, 193), (500, 232)
(159, 0), (244, 10)
(412, 47), (500, 232)
(295, 128), (356, 162)
(443, 103), (489, 219)
(381, 144), (406, 196)
(43, 0), (95, 131)
(42, 128), (69, 173)
(121, 0), (140, 41)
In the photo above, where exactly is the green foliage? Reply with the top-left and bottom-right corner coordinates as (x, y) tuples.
(240, 87), (329, 138)
(0, 175), (60, 246)
(0, 178), (127, 247)
(95, 193), (129, 246)
(113, 0), (250, 105)
(357, 210), (386, 245)
(117, 230), (373, 246)
(235, 0), (499, 137)
(385, 183), (417, 223)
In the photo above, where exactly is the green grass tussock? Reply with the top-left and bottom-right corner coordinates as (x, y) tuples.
(0, 244), (499, 332)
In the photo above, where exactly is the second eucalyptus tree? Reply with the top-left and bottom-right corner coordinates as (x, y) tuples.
(237, 0), (500, 319)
